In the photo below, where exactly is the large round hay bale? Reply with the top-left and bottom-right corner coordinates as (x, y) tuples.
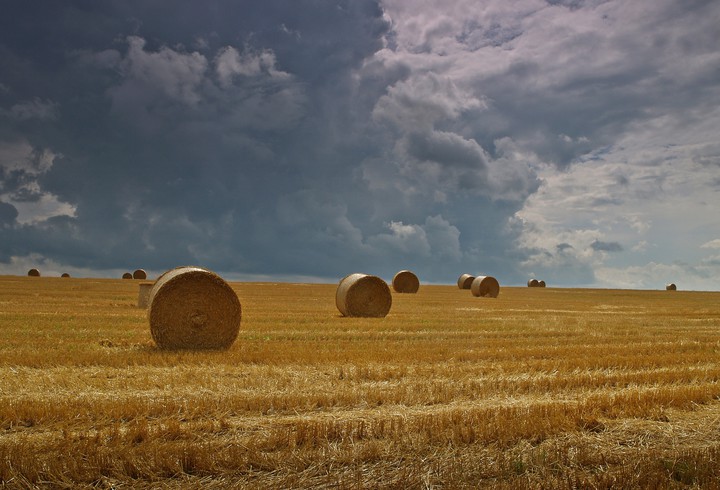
(336, 273), (392, 318)
(392, 270), (420, 293)
(133, 269), (147, 280)
(28, 268), (40, 277)
(137, 282), (153, 309)
(538, 280), (546, 288)
(61, 273), (70, 278)
(471, 275), (500, 298)
(666, 283), (677, 291)
(147, 266), (241, 350)
(122, 272), (133, 279)
(527, 279), (539, 287)
(457, 274), (475, 289)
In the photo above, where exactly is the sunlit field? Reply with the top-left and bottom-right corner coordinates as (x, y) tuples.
(1, 275), (720, 488)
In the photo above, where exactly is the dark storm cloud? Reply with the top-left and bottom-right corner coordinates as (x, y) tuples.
(1, 1), (719, 287)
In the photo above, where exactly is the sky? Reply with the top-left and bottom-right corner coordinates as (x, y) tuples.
(1, 0), (719, 289)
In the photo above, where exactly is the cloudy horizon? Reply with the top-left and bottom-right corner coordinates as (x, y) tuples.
(1, 0), (719, 290)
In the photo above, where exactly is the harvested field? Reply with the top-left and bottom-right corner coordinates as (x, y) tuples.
(1, 276), (720, 488)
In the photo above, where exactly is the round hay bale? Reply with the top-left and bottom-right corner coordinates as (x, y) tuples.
(527, 279), (539, 287)
(148, 266), (241, 350)
(666, 283), (677, 291)
(392, 270), (420, 293)
(122, 272), (133, 279)
(133, 269), (147, 280)
(137, 282), (153, 309)
(538, 280), (546, 288)
(457, 274), (475, 289)
(61, 273), (70, 278)
(336, 273), (392, 318)
(471, 275), (500, 298)
(27, 268), (40, 277)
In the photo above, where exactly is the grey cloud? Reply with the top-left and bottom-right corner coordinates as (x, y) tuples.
(0, 200), (17, 225)
(591, 240), (623, 252)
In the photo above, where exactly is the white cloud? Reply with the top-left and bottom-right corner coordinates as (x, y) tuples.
(215, 46), (290, 87)
(701, 239), (720, 250)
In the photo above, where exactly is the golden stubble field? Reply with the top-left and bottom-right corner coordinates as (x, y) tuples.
(1, 275), (720, 489)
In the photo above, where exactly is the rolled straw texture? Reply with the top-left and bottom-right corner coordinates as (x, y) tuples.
(457, 274), (475, 289)
(336, 273), (392, 318)
(122, 272), (133, 279)
(471, 275), (500, 298)
(133, 269), (147, 280)
(27, 268), (40, 277)
(538, 280), (546, 287)
(61, 273), (70, 278)
(666, 283), (677, 291)
(527, 279), (539, 287)
(147, 266), (241, 349)
(137, 282), (153, 309)
(392, 270), (420, 293)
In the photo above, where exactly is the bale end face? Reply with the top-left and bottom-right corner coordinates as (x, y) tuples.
(666, 283), (677, 291)
(336, 273), (392, 317)
(392, 270), (420, 293)
(122, 272), (133, 279)
(527, 279), (539, 287)
(471, 275), (500, 298)
(61, 273), (70, 278)
(148, 266), (241, 350)
(133, 269), (147, 280)
(457, 274), (475, 289)
(538, 280), (546, 287)
(28, 268), (40, 277)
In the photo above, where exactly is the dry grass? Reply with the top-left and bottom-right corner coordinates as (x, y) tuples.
(1, 276), (720, 488)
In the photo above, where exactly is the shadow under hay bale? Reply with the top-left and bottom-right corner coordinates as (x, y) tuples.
(666, 283), (677, 291)
(527, 279), (539, 287)
(133, 269), (147, 280)
(336, 273), (392, 318)
(392, 270), (420, 293)
(137, 282), (153, 309)
(457, 274), (475, 289)
(471, 275), (500, 298)
(27, 268), (40, 277)
(61, 273), (70, 278)
(147, 266), (242, 350)
(122, 272), (133, 279)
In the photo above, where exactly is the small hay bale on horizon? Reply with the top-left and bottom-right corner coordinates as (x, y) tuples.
(133, 269), (147, 280)
(666, 283), (677, 291)
(336, 273), (392, 318)
(471, 275), (500, 298)
(392, 270), (420, 293)
(147, 266), (241, 350)
(122, 272), (133, 279)
(527, 279), (539, 287)
(538, 280), (546, 287)
(457, 274), (475, 289)
(61, 273), (70, 278)
(27, 268), (40, 277)
(137, 282), (153, 309)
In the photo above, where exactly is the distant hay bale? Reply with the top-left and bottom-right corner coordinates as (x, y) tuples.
(336, 273), (392, 318)
(137, 282), (153, 309)
(122, 272), (133, 279)
(666, 283), (677, 291)
(27, 268), (40, 277)
(133, 269), (147, 280)
(61, 273), (70, 278)
(147, 266), (241, 350)
(457, 274), (475, 289)
(392, 270), (420, 293)
(471, 275), (500, 298)
(527, 279), (539, 287)
(538, 280), (546, 288)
